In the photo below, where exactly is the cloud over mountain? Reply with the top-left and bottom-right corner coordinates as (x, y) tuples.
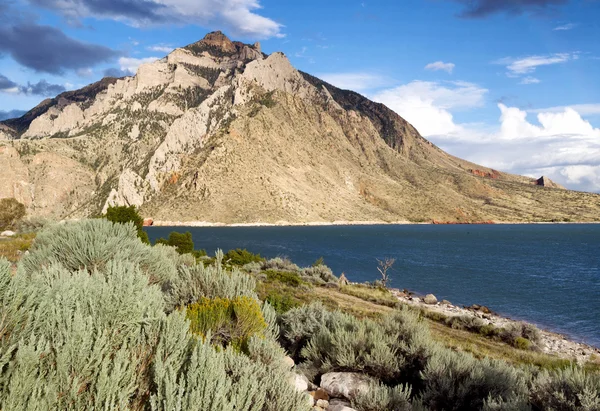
(0, 23), (118, 74)
(0, 73), (66, 96)
(29, 0), (283, 38)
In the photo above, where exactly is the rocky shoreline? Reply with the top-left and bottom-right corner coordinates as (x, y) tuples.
(390, 288), (600, 364)
(150, 220), (600, 227)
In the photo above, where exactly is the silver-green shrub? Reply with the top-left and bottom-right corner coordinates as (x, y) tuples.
(419, 349), (528, 410)
(482, 395), (532, 411)
(529, 366), (600, 410)
(164, 250), (257, 311)
(351, 381), (412, 411)
(20, 219), (178, 284)
(300, 264), (337, 283)
(0, 260), (167, 409)
(0, 220), (310, 411)
(151, 332), (310, 411)
(279, 302), (338, 357)
(300, 307), (432, 385)
(261, 257), (301, 273)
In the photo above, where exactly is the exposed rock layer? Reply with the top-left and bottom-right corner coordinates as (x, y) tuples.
(1, 31), (599, 223)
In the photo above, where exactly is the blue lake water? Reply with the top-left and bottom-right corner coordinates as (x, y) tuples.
(146, 224), (600, 347)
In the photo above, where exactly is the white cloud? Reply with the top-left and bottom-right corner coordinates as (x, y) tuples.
(318, 72), (394, 92)
(529, 104), (600, 116)
(553, 23), (577, 31)
(499, 53), (572, 76)
(520, 76), (540, 85)
(424, 61), (455, 74)
(118, 57), (160, 74)
(371, 80), (487, 136)
(439, 105), (600, 192)
(147, 45), (174, 53)
(370, 78), (600, 192)
(35, 0), (283, 39)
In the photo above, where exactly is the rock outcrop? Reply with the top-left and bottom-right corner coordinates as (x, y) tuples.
(1, 31), (599, 223)
(536, 176), (565, 189)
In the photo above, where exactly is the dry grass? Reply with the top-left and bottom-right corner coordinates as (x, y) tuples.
(339, 284), (401, 308)
(0, 233), (35, 263)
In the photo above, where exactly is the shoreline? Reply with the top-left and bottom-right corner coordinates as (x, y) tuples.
(390, 288), (600, 363)
(149, 220), (600, 227)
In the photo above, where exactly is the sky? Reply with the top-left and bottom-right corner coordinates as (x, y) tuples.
(1, 0), (600, 192)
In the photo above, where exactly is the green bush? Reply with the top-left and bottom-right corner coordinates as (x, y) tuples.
(0, 198), (26, 231)
(530, 366), (600, 410)
(265, 270), (302, 286)
(104, 205), (149, 243)
(223, 248), (265, 266)
(500, 322), (542, 350)
(312, 257), (325, 267)
(266, 292), (300, 314)
(445, 315), (485, 332)
(513, 337), (532, 350)
(185, 296), (267, 350)
(479, 324), (501, 338)
(156, 231), (194, 254)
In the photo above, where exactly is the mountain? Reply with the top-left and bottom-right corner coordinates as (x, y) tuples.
(1, 31), (599, 223)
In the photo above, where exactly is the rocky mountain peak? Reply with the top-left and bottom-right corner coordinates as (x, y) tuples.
(198, 31), (237, 53)
(1, 31), (598, 224)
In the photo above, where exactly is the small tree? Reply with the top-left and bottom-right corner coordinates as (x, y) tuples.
(156, 231), (194, 254)
(104, 205), (149, 243)
(376, 257), (396, 288)
(0, 198), (26, 231)
(312, 256), (325, 267)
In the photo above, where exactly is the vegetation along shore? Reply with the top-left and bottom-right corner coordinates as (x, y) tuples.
(1, 202), (599, 410)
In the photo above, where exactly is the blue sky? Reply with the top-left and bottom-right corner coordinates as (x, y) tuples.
(1, 0), (600, 191)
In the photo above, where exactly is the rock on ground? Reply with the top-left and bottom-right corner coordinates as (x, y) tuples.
(424, 294), (438, 304)
(320, 372), (373, 401)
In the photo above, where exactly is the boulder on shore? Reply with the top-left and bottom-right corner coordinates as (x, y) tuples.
(424, 294), (438, 305)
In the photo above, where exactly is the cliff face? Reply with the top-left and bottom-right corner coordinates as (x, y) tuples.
(1, 31), (599, 223)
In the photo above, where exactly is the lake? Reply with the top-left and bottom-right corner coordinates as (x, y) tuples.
(146, 224), (600, 347)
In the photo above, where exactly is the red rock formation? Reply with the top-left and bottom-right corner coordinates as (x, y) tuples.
(469, 169), (500, 179)
(143, 218), (154, 227)
(432, 220), (495, 225)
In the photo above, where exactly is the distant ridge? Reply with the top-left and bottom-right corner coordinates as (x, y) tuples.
(1, 31), (599, 223)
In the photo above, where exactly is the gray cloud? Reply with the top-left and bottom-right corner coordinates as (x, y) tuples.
(29, 0), (166, 24)
(454, 0), (569, 18)
(103, 68), (133, 78)
(21, 80), (66, 96)
(0, 109), (26, 121)
(27, 0), (283, 39)
(0, 74), (18, 91)
(0, 73), (66, 96)
(0, 23), (118, 74)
